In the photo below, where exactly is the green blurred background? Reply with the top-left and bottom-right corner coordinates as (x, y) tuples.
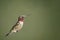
(0, 0), (60, 40)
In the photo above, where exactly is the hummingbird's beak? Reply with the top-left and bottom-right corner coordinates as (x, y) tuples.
(21, 15), (26, 17)
(21, 14), (31, 18)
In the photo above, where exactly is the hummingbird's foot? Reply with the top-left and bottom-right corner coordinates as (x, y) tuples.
(16, 30), (18, 32)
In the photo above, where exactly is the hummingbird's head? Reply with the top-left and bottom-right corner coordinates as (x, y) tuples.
(18, 15), (26, 22)
(18, 14), (31, 21)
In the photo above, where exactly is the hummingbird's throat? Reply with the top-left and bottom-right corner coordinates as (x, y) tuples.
(18, 18), (24, 22)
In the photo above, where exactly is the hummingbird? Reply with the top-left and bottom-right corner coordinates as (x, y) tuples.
(6, 15), (27, 36)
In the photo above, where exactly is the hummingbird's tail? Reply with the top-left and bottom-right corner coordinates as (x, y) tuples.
(5, 32), (10, 36)
(5, 31), (12, 37)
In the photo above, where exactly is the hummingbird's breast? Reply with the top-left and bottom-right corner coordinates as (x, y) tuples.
(19, 21), (24, 27)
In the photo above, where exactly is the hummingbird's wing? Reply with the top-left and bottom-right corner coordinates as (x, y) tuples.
(5, 22), (21, 36)
(10, 21), (23, 33)
(10, 22), (18, 31)
(10, 22), (20, 32)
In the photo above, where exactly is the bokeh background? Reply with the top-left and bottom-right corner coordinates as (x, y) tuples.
(0, 0), (60, 40)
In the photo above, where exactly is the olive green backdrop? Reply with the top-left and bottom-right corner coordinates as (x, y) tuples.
(0, 0), (60, 40)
